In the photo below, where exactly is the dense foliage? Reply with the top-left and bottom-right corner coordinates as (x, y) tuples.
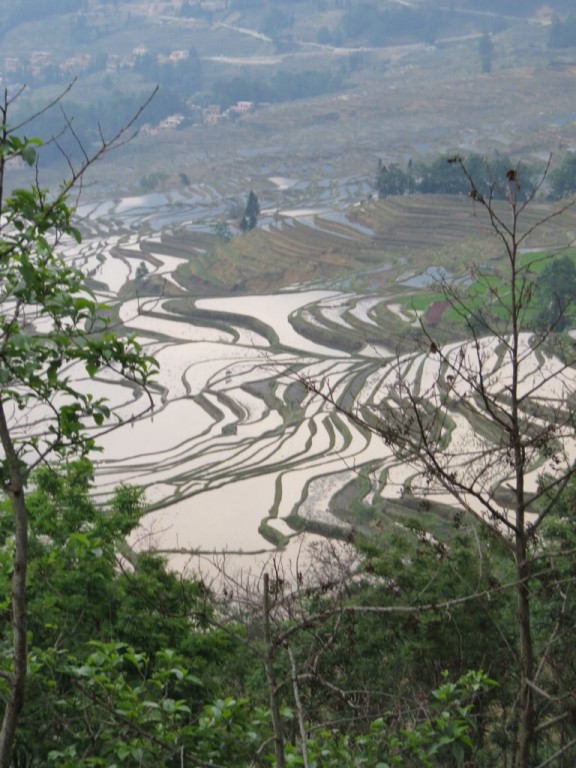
(7, 454), (576, 766)
(549, 153), (576, 200)
(0, 459), (499, 767)
(375, 153), (539, 200)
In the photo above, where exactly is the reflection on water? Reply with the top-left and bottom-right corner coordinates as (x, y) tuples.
(62, 191), (519, 572)
(399, 265), (451, 288)
(134, 474), (279, 552)
(85, 269), (400, 564)
(197, 291), (345, 356)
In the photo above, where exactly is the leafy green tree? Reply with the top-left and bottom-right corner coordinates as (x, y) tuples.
(135, 260), (150, 284)
(139, 170), (169, 192)
(414, 152), (536, 199)
(376, 159), (408, 198)
(299, 670), (494, 768)
(522, 475), (576, 763)
(0, 89), (157, 767)
(2, 459), (500, 766)
(535, 255), (576, 331)
(549, 153), (576, 200)
(211, 220), (233, 242)
(203, 539), (502, 768)
(2, 460), (230, 766)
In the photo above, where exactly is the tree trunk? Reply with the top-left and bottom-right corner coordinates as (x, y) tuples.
(0, 402), (28, 768)
(515, 534), (534, 768)
(263, 573), (285, 768)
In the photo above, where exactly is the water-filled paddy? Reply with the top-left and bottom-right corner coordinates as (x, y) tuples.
(196, 291), (343, 355)
(42, 192), (576, 572)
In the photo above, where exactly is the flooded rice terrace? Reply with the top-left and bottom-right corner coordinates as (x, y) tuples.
(55, 189), (576, 574)
(64, 191), (405, 571)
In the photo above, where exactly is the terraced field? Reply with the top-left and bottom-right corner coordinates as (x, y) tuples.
(56, 187), (576, 572)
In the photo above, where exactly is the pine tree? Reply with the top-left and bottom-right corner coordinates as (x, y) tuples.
(242, 190), (260, 231)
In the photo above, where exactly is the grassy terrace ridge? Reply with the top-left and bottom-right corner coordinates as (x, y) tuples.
(174, 195), (575, 294)
(126, 193), (576, 353)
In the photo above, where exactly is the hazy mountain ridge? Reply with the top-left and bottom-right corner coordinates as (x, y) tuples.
(0, 0), (569, 90)
(0, 0), (574, 202)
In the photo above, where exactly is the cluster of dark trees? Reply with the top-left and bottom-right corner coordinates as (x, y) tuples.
(375, 153), (538, 199)
(549, 153), (576, 199)
(535, 255), (576, 330)
(375, 151), (576, 203)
